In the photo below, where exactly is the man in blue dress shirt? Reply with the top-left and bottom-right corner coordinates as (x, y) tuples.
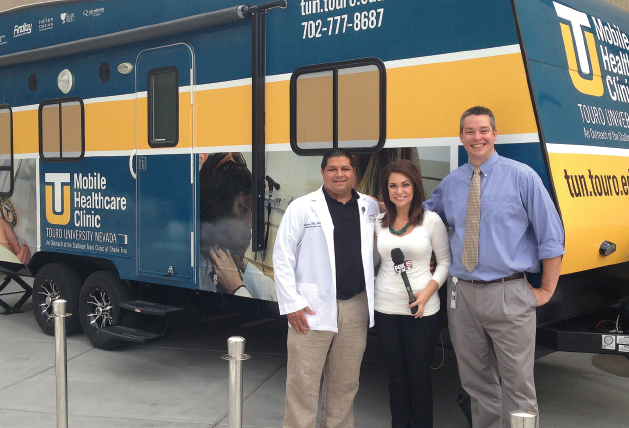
(424, 106), (564, 428)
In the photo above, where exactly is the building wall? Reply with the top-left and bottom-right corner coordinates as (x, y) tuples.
(0, 0), (52, 13)
(604, 0), (629, 10)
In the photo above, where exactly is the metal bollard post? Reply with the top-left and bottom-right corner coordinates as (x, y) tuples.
(509, 410), (537, 428)
(53, 299), (70, 428)
(222, 336), (251, 428)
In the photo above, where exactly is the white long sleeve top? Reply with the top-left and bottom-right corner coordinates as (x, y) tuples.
(374, 210), (451, 316)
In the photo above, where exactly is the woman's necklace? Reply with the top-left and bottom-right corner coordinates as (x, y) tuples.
(389, 222), (411, 235)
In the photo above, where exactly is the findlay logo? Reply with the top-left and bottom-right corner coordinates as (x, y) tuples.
(13, 22), (32, 37)
(45, 173), (71, 225)
(554, 2), (604, 96)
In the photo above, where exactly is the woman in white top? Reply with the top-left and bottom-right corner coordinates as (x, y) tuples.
(374, 159), (451, 428)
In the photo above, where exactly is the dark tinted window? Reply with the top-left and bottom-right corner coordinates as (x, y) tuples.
(148, 66), (179, 147)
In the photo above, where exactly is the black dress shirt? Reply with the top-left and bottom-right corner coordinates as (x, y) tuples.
(323, 188), (366, 299)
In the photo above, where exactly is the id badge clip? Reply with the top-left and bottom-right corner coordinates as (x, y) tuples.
(450, 277), (458, 309)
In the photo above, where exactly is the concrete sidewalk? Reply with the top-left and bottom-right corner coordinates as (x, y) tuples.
(0, 279), (628, 427)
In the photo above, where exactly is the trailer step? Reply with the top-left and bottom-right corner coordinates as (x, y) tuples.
(120, 300), (187, 316)
(537, 306), (629, 355)
(99, 325), (164, 343)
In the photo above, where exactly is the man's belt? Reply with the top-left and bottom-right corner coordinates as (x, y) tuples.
(467, 273), (524, 285)
(336, 290), (363, 300)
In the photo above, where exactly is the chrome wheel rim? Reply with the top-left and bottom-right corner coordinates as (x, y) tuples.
(86, 288), (114, 328)
(37, 279), (59, 323)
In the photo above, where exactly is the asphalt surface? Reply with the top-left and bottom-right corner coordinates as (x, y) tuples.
(0, 278), (628, 427)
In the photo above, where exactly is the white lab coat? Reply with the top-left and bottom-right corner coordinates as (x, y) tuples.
(273, 186), (379, 332)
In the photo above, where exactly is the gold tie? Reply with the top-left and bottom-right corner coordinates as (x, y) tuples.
(462, 167), (481, 272)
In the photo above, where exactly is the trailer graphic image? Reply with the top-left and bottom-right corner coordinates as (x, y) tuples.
(0, 0), (629, 355)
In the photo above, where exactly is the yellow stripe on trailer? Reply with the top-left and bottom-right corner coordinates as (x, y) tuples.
(9, 50), (538, 155)
(387, 53), (537, 139)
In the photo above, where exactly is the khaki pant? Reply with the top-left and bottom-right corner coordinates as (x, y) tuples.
(448, 277), (539, 428)
(284, 291), (369, 428)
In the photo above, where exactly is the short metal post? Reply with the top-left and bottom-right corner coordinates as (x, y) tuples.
(509, 410), (537, 428)
(53, 299), (69, 428)
(222, 336), (250, 428)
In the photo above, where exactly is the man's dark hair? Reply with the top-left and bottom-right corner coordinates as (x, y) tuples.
(321, 148), (356, 171)
(460, 106), (496, 132)
(200, 153), (251, 222)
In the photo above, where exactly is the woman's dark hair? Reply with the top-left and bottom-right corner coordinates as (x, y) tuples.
(200, 153), (251, 222)
(379, 159), (426, 227)
(356, 148), (420, 199)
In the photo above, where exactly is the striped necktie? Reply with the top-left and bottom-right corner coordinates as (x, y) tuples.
(462, 166), (481, 272)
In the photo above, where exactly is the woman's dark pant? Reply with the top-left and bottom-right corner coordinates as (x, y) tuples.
(374, 310), (441, 428)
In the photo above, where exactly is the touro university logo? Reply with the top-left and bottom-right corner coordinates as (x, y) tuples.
(44, 172), (127, 230)
(554, 1), (604, 96)
(555, 1), (629, 102)
(45, 173), (71, 225)
(43, 171), (127, 251)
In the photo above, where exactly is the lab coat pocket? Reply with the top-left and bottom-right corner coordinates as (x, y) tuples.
(296, 282), (318, 313)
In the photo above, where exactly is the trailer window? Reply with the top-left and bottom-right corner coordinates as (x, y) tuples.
(148, 66), (178, 147)
(0, 106), (13, 196)
(291, 58), (386, 155)
(39, 98), (85, 162)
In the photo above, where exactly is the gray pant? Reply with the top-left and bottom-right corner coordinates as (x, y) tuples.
(283, 291), (369, 428)
(447, 277), (538, 428)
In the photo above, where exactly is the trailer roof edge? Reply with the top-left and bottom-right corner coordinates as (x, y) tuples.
(0, 4), (246, 67)
(0, 0), (90, 18)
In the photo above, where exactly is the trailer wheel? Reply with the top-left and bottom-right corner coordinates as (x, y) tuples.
(32, 263), (82, 336)
(79, 270), (134, 350)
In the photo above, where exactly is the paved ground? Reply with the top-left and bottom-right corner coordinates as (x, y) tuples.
(0, 278), (628, 427)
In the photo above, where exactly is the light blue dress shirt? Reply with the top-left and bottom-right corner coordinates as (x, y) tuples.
(424, 151), (565, 281)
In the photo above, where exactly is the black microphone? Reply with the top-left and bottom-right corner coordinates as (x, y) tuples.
(266, 175), (280, 190)
(391, 248), (418, 314)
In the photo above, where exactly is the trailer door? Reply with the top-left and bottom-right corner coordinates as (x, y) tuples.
(135, 44), (195, 284)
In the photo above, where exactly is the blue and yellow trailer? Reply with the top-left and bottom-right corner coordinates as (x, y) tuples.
(0, 0), (627, 353)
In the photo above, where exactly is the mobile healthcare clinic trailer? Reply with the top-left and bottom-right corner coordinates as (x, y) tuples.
(0, 0), (628, 353)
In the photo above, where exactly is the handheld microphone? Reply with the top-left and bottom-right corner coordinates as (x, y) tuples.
(391, 248), (418, 314)
(266, 175), (280, 190)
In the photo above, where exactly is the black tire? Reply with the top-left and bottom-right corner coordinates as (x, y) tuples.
(79, 270), (134, 350)
(32, 263), (82, 336)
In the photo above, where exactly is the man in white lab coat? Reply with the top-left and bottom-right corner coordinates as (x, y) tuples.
(274, 148), (380, 428)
